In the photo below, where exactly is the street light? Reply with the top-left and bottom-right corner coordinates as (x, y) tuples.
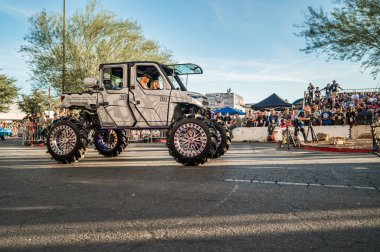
(62, 0), (66, 94)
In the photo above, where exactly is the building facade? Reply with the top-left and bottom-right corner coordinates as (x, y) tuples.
(205, 92), (245, 111)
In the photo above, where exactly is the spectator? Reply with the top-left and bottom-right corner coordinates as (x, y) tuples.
(346, 107), (357, 128)
(321, 83), (332, 100)
(320, 107), (333, 126)
(330, 80), (342, 97)
(314, 87), (321, 100)
(223, 112), (232, 125)
(229, 112), (242, 131)
(332, 107), (345, 125)
(307, 83), (315, 99)
(255, 111), (266, 127)
(267, 109), (280, 136)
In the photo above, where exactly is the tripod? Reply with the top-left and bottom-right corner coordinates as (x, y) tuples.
(306, 124), (318, 143)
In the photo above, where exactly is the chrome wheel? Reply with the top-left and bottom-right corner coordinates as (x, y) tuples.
(49, 125), (78, 155)
(174, 122), (207, 157)
(96, 130), (118, 151)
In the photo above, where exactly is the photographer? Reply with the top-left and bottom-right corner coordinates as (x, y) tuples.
(294, 106), (312, 142)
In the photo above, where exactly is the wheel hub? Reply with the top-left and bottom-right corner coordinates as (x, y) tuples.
(49, 125), (77, 155)
(174, 123), (207, 157)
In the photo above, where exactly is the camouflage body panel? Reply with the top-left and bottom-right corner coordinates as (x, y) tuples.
(61, 61), (208, 129)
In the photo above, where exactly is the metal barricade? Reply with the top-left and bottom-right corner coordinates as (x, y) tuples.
(126, 129), (168, 143)
(21, 122), (49, 146)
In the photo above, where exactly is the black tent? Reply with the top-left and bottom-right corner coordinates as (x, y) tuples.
(251, 93), (292, 110)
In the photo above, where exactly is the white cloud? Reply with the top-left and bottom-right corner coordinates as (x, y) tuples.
(179, 56), (379, 103)
(0, 2), (34, 17)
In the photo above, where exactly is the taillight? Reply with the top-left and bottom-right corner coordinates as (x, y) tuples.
(60, 96), (65, 102)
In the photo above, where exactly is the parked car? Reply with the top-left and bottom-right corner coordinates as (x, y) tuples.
(0, 127), (12, 140)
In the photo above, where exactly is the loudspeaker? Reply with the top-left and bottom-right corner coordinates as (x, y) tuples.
(357, 111), (372, 125)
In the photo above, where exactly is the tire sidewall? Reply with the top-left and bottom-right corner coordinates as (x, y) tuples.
(47, 120), (81, 160)
(168, 118), (212, 162)
(94, 129), (122, 155)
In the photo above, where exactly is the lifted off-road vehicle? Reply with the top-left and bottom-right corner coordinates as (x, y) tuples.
(47, 61), (231, 166)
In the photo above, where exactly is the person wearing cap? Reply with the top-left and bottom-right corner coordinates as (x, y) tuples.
(139, 73), (151, 89)
(294, 106), (311, 142)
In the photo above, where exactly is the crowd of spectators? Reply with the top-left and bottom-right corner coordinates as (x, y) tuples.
(225, 81), (380, 133)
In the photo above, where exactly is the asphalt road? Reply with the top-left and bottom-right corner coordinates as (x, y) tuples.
(0, 138), (379, 251)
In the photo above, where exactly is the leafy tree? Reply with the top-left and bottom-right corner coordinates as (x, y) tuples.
(0, 71), (19, 112)
(296, 0), (380, 77)
(18, 89), (50, 115)
(20, 0), (173, 94)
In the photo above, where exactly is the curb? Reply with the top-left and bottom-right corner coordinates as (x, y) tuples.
(301, 144), (372, 153)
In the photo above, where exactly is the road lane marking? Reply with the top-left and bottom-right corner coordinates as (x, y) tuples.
(225, 179), (377, 190)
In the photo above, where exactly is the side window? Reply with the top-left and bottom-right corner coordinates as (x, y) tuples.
(136, 65), (164, 90)
(103, 67), (123, 90)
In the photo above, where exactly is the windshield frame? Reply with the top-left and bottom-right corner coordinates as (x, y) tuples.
(161, 64), (187, 91)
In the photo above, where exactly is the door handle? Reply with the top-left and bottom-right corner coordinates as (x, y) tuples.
(131, 100), (140, 105)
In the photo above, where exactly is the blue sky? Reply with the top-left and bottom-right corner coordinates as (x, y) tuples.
(0, 0), (378, 103)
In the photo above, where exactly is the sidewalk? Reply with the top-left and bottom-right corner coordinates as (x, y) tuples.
(301, 139), (374, 153)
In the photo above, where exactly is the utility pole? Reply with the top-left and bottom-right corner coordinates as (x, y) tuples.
(62, 0), (66, 94)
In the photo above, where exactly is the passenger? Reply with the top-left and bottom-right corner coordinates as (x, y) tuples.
(151, 80), (160, 90)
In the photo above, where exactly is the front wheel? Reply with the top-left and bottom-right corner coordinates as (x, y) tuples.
(167, 117), (214, 166)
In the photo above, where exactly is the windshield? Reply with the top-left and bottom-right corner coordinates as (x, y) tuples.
(162, 65), (187, 91)
(165, 63), (203, 75)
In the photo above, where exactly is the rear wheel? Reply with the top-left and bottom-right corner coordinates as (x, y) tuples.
(167, 117), (215, 166)
(212, 121), (231, 158)
(46, 118), (88, 164)
(94, 129), (127, 157)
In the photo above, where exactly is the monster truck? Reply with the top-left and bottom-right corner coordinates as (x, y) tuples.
(46, 61), (231, 165)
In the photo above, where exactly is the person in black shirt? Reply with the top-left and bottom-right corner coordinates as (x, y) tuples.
(346, 107), (357, 128)
(216, 112), (223, 122)
(332, 107), (345, 125)
(307, 83), (315, 99)
(314, 87), (321, 100)
(255, 111), (266, 127)
(294, 106), (311, 142)
(330, 80), (342, 97)
(223, 112), (232, 125)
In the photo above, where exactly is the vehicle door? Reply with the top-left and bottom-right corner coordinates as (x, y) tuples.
(98, 64), (135, 127)
(129, 63), (171, 127)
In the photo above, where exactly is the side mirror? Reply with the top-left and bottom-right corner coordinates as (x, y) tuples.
(84, 77), (98, 88)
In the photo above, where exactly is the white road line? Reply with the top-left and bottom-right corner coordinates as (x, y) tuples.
(225, 179), (377, 190)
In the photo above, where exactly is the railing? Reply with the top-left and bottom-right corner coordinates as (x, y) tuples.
(338, 88), (380, 94)
(126, 129), (168, 143)
(21, 123), (49, 146)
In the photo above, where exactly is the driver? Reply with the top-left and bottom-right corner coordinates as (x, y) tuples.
(139, 73), (151, 89)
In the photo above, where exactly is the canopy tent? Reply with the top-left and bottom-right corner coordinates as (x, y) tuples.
(0, 104), (26, 121)
(213, 107), (245, 115)
(251, 93), (291, 110)
(292, 98), (304, 109)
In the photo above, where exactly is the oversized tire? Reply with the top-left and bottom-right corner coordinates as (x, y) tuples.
(94, 129), (127, 157)
(212, 121), (231, 158)
(46, 118), (88, 164)
(167, 117), (215, 166)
